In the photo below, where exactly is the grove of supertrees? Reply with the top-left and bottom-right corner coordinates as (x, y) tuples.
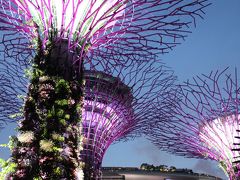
(0, 0), (209, 179)
(146, 68), (240, 180)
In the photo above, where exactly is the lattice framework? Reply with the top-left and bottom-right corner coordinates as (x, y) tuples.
(146, 68), (240, 180)
(0, 0), (210, 69)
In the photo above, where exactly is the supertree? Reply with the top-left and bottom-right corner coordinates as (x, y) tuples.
(0, 0), (209, 179)
(0, 57), (177, 179)
(145, 68), (240, 180)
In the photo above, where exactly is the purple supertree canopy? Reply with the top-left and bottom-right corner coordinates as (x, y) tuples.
(0, 0), (209, 68)
(0, 0), (211, 132)
(145, 68), (240, 180)
(0, 0), (210, 130)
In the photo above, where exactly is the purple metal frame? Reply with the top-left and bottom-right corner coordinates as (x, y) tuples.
(146, 68), (240, 179)
(0, 0), (209, 68)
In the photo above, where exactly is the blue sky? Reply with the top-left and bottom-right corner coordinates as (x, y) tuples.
(103, 1), (240, 180)
(1, 1), (240, 180)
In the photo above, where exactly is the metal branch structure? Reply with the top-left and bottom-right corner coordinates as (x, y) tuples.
(0, 0), (209, 68)
(81, 70), (135, 178)
(0, 0), (210, 128)
(146, 68), (240, 180)
(81, 62), (178, 178)
(0, 0), (209, 179)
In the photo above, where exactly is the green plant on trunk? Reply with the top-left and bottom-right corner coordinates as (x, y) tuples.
(0, 137), (18, 179)
(7, 41), (85, 179)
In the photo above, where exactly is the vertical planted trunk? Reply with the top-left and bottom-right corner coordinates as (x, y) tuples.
(10, 40), (85, 179)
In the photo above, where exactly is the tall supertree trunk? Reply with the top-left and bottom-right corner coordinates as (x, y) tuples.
(10, 40), (84, 179)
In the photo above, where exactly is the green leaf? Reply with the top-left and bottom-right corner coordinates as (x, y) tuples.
(9, 113), (23, 119)
(65, 114), (70, 120)
(57, 109), (64, 117)
(55, 99), (68, 107)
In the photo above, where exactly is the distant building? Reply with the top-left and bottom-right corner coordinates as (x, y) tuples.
(102, 167), (222, 180)
(175, 168), (193, 174)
